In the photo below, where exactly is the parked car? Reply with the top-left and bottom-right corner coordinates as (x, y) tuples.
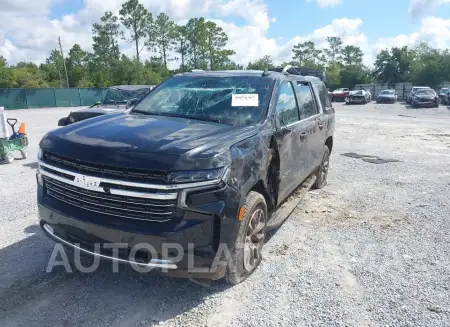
(345, 89), (371, 104)
(438, 87), (449, 105)
(37, 67), (335, 284)
(376, 89), (397, 103)
(331, 88), (349, 102)
(411, 88), (439, 108)
(58, 85), (155, 126)
(406, 86), (431, 104)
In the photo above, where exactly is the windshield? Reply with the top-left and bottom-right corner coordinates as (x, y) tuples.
(416, 89), (434, 95)
(380, 90), (395, 95)
(441, 88), (448, 93)
(132, 75), (275, 125)
(103, 88), (150, 105)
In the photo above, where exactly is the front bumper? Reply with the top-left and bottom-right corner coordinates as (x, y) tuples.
(37, 163), (242, 279)
(345, 96), (366, 104)
(412, 100), (438, 107)
(376, 97), (396, 103)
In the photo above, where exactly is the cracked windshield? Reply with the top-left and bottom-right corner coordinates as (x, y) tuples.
(133, 76), (274, 125)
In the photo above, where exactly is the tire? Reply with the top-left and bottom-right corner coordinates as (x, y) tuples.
(5, 152), (14, 164)
(226, 191), (267, 285)
(313, 146), (330, 189)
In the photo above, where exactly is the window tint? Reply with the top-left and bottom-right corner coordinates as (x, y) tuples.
(275, 82), (299, 125)
(295, 82), (318, 119)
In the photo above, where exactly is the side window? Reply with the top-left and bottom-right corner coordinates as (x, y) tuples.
(295, 82), (318, 119)
(317, 83), (331, 109)
(275, 82), (299, 125)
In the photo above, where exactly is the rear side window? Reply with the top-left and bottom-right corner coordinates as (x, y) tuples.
(295, 82), (318, 119)
(316, 83), (330, 110)
(275, 82), (299, 125)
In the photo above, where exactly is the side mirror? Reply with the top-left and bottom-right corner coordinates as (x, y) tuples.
(126, 98), (139, 109)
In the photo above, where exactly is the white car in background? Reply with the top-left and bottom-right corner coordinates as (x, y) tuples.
(345, 89), (372, 104)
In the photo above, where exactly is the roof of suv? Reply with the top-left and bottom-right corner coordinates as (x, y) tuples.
(182, 69), (324, 83)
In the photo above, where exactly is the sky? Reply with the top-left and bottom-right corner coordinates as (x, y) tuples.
(1, 0), (450, 68)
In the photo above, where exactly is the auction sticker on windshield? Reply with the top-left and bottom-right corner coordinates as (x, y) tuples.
(232, 94), (259, 107)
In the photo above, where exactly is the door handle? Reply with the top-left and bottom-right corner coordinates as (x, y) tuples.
(318, 122), (325, 129)
(300, 132), (308, 140)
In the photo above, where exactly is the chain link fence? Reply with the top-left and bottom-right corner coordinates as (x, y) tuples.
(0, 88), (108, 110)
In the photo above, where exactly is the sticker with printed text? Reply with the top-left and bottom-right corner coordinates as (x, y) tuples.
(231, 94), (259, 107)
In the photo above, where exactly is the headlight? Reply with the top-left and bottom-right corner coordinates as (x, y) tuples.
(167, 167), (227, 184)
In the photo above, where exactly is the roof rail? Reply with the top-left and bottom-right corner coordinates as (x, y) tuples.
(191, 69), (204, 72)
(268, 66), (326, 82)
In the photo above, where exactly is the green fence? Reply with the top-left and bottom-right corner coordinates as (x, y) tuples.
(0, 88), (108, 110)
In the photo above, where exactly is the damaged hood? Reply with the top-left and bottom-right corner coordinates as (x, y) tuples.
(40, 112), (258, 171)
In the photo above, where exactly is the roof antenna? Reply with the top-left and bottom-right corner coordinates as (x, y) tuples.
(281, 64), (292, 75)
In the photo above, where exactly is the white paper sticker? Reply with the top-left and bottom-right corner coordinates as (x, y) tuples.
(231, 94), (259, 107)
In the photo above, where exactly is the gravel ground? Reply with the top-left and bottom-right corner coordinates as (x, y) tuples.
(0, 102), (449, 327)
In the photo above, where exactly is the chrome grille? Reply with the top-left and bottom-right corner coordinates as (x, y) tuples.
(43, 176), (177, 222)
(42, 151), (168, 183)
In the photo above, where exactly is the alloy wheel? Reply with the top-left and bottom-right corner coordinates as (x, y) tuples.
(243, 208), (265, 273)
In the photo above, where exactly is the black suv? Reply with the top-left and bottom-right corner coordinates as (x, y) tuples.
(37, 68), (335, 284)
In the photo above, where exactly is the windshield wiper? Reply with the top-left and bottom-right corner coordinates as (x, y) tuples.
(132, 111), (225, 124)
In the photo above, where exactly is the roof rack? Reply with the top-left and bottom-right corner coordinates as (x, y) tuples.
(269, 66), (326, 82)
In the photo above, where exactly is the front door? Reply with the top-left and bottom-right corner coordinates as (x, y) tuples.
(274, 82), (312, 203)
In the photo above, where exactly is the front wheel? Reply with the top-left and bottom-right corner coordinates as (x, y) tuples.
(5, 152), (14, 164)
(313, 146), (330, 189)
(226, 191), (267, 285)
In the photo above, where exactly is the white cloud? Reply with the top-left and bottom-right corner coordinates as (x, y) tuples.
(408, 0), (450, 18)
(1, 0), (450, 71)
(306, 0), (343, 8)
(375, 16), (450, 52)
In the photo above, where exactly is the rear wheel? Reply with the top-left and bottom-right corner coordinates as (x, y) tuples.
(226, 191), (267, 285)
(313, 146), (330, 189)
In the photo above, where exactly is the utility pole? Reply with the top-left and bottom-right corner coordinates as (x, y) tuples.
(58, 36), (70, 88)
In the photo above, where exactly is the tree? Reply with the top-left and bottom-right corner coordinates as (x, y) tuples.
(247, 55), (274, 70)
(92, 11), (120, 69)
(174, 24), (189, 72)
(185, 17), (208, 69)
(339, 65), (372, 89)
(373, 49), (398, 86)
(43, 49), (65, 87)
(325, 36), (343, 64)
(153, 13), (176, 69)
(292, 41), (324, 69)
(341, 45), (363, 66)
(66, 44), (88, 87)
(372, 47), (414, 86)
(119, 0), (153, 62)
(204, 21), (235, 70)
(326, 63), (341, 89)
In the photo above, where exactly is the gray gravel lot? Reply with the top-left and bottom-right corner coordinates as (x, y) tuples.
(0, 102), (449, 327)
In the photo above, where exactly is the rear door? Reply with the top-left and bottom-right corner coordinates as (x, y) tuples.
(293, 81), (326, 171)
(274, 81), (312, 202)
